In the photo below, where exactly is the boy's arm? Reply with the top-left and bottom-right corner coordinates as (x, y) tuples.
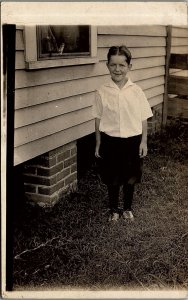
(139, 120), (148, 158)
(95, 118), (101, 158)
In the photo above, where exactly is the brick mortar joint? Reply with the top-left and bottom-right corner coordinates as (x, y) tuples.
(25, 181), (78, 207)
(23, 173), (57, 179)
(64, 154), (77, 161)
(24, 166), (73, 182)
(38, 177), (65, 189)
(63, 171), (77, 181)
(36, 161), (64, 170)
(56, 167), (71, 178)
(70, 152), (77, 157)
(25, 183), (71, 198)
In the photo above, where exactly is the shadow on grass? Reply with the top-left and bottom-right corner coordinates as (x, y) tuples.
(13, 119), (188, 291)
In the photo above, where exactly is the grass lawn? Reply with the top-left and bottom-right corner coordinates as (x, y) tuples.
(13, 120), (188, 291)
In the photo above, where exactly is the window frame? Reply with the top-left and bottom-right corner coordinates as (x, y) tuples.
(24, 25), (98, 70)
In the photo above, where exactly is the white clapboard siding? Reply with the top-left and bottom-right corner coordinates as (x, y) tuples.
(15, 63), (108, 89)
(171, 46), (188, 54)
(16, 29), (24, 50)
(14, 94), (164, 166)
(144, 85), (164, 100)
(136, 76), (164, 91)
(131, 56), (165, 70)
(171, 37), (188, 46)
(98, 26), (166, 36)
(15, 66), (165, 109)
(15, 51), (25, 70)
(15, 85), (164, 147)
(15, 56), (165, 89)
(14, 25), (167, 165)
(15, 68), (164, 109)
(14, 120), (95, 165)
(171, 26), (188, 54)
(15, 75), (108, 109)
(168, 27), (188, 118)
(171, 27), (188, 38)
(15, 107), (93, 147)
(15, 92), (95, 128)
(129, 66), (165, 83)
(15, 76), (164, 129)
(16, 47), (167, 71)
(98, 36), (166, 48)
(98, 47), (166, 61)
(148, 94), (164, 107)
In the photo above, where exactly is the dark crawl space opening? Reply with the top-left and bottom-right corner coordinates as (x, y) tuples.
(77, 133), (96, 180)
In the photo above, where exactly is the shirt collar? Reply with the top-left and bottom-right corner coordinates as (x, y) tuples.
(105, 78), (134, 90)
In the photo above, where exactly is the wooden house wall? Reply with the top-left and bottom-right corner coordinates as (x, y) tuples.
(14, 25), (167, 165)
(169, 26), (188, 75)
(171, 26), (188, 54)
(168, 26), (188, 118)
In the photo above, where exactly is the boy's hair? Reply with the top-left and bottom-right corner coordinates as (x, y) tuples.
(107, 45), (132, 65)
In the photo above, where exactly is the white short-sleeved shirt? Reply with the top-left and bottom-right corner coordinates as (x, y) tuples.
(92, 78), (153, 138)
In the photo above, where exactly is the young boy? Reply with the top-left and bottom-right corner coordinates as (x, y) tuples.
(92, 45), (153, 222)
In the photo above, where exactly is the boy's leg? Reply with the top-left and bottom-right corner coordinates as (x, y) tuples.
(123, 183), (135, 211)
(107, 184), (120, 214)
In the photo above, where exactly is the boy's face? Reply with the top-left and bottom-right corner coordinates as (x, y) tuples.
(107, 55), (131, 84)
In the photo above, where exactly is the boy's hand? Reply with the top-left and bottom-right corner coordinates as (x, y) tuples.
(95, 145), (101, 158)
(139, 141), (147, 158)
(95, 118), (101, 158)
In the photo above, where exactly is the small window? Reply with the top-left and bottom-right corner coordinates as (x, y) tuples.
(24, 25), (98, 69)
(37, 25), (91, 59)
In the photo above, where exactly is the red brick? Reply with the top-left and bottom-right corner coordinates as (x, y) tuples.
(39, 156), (57, 167)
(65, 172), (77, 186)
(24, 174), (56, 186)
(71, 163), (77, 173)
(47, 145), (65, 157)
(64, 155), (76, 168)
(58, 188), (67, 199)
(38, 179), (65, 195)
(56, 179), (65, 191)
(56, 167), (70, 182)
(25, 192), (59, 206)
(57, 150), (70, 163)
(71, 147), (77, 156)
(37, 162), (64, 176)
